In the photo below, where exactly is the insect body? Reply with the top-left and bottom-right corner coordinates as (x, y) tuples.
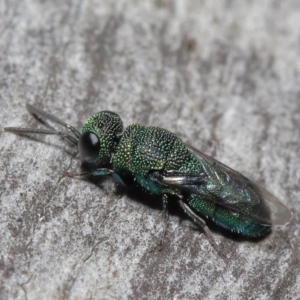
(5, 104), (291, 238)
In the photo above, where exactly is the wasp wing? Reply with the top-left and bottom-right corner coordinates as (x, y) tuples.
(159, 144), (291, 226)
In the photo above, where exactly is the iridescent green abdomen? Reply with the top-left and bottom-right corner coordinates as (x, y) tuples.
(188, 193), (270, 237)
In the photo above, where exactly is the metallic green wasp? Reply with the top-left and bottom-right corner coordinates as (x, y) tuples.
(5, 104), (291, 239)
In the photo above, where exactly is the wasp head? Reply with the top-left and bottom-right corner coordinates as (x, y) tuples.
(78, 111), (123, 166)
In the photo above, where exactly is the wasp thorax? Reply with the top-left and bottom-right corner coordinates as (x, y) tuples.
(79, 111), (123, 165)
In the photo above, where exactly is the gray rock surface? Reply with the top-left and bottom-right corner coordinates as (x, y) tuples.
(0, 1), (299, 299)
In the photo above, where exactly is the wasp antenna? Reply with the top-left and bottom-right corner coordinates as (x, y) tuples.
(26, 104), (81, 139)
(4, 127), (78, 146)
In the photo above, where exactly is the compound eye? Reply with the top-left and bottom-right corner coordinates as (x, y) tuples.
(78, 131), (100, 162)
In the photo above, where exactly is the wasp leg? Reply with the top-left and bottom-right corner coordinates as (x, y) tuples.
(61, 168), (113, 179)
(112, 173), (127, 186)
(178, 200), (228, 262)
(178, 200), (206, 227)
(61, 171), (90, 179)
(90, 168), (129, 186)
(162, 194), (169, 220)
(91, 168), (113, 176)
(157, 194), (169, 250)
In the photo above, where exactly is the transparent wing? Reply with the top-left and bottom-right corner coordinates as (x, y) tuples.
(159, 144), (291, 226)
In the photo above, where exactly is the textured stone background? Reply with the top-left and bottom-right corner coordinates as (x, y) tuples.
(0, 1), (300, 299)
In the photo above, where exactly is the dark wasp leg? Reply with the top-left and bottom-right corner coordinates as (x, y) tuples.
(157, 194), (169, 250)
(62, 168), (113, 179)
(179, 200), (228, 262)
(162, 194), (169, 220)
(90, 168), (113, 176)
